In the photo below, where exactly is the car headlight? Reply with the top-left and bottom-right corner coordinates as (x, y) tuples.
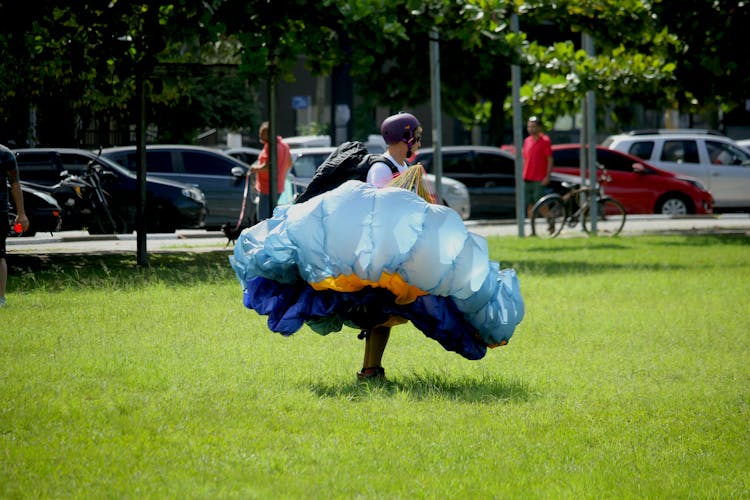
(677, 176), (707, 192)
(182, 187), (206, 203)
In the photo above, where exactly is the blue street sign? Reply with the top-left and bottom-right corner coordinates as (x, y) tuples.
(291, 95), (310, 110)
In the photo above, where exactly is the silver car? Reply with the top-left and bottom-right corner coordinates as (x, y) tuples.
(603, 130), (750, 211)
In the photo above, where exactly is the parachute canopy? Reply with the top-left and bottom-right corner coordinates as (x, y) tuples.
(230, 180), (524, 360)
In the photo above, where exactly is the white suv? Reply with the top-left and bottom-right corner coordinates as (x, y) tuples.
(603, 130), (750, 210)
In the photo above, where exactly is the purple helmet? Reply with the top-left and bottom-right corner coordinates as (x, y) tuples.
(381, 112), (421, 146)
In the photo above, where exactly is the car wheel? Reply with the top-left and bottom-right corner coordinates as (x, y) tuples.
(657, 195), (692, 215)
(87, 210), (128, 235)
(150, 200), (178, 233)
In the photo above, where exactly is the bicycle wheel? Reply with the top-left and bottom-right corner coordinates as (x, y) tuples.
(582, 197), (626, 236)
(531, 194), (566, 239)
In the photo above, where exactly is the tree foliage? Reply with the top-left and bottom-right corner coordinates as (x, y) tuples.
(0, 0), (746, 146)
(651, 0), (750, 123)
(508, 0), (679, 131)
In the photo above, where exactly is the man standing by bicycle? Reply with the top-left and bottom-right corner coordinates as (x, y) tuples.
(522, 116), (553, 218)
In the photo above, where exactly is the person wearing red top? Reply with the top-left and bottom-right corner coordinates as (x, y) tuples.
(522, 116), (553, 217)
(250, 121), (292, 220)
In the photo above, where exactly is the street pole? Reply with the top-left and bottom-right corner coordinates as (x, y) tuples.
(135, 61), (148, 266)
(429, 27), (443, 202)
(583, 32), (597, 233)
(266, 23), (277, 215)
(267, 72), (277, 214)
(511, 13), (525, 237)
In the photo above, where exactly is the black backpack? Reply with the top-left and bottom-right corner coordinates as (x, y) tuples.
(294, 141), (397, 204)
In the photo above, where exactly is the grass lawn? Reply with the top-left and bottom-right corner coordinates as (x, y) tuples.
(1, 234), (748, 498)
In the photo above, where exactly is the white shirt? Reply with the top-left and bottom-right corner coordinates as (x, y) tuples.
(366, 151), (408, 188)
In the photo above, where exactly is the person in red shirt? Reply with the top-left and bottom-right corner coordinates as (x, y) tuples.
(522, 116), (553, 217)
(250, 121), (292, 220)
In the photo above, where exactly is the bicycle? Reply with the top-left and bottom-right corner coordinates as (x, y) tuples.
(530, 170), (626, 238)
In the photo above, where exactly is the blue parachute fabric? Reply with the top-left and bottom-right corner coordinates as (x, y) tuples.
(230, 180), (524, 359)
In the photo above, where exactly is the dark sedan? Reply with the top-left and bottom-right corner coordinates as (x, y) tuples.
(100, 145), (256, 230)
(13, 148), (207, 233)
(412, 146), (516, 217)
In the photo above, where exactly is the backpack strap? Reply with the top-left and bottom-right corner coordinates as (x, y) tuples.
(364, 154), (400, 174)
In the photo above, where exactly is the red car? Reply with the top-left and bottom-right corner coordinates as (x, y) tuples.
(551, 144), (713, 215)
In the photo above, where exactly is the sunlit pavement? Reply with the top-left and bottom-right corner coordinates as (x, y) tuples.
(467, 213), (750, 238)
(7, 214), (750, 254)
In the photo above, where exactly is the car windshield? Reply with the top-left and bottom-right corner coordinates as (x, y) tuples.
(293, 153), (329, 177)
(88, 154), (136, 177)
(54, 151), (134, 178)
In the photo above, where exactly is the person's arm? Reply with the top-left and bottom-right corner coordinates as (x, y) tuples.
(251, 145), (270, 172)
(250, 161), (267, 172)
(8, 168), (30, 231)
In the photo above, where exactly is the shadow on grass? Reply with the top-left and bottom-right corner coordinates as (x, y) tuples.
(309, 374), (536, 404)
(7, 251), (236, 292)
(8, 246), (696, 290)
(506, 259), (687, 276)
(646, 233), (750, 247)
(520, 241), (630, 253)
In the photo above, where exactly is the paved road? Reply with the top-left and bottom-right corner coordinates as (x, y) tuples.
(6, 214), (750, 254)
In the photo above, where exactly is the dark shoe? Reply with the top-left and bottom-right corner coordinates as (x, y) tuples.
(357, 366), (386, 381)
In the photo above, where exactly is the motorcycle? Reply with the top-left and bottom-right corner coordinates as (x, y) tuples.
(21, 159), (124, 235)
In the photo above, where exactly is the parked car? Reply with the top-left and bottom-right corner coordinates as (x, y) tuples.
(6, 184), (63, 237)
(416, 143), (712, 217)
(603, 130), (750, 211)
(101, 145), (255, 229)
(551, 144), (714, 215)
(412, 146), (515, 217)
(737, 139), (750, 152)
(290, 146), (471, 220)
(13, 148), (207, 233)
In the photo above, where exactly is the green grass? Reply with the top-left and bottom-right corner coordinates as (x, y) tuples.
(2, 235), (749, 498)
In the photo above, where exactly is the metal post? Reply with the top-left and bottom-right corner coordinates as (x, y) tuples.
(579, 93), (588, 232)
(267, 73), (277, 213)
(583, 33), (597, 233)
(135, 62), (148, 266)
(511, 13), (525, 237)
(429, 27), (443, 202)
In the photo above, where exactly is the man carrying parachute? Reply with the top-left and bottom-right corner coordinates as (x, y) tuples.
(230, 112), (524, 381)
